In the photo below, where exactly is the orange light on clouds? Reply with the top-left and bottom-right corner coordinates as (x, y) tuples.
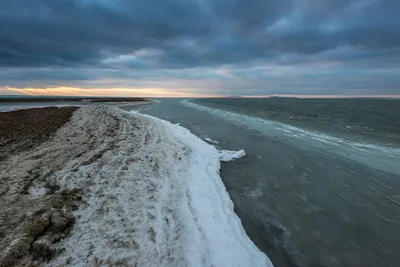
(5, 87), (221, 98)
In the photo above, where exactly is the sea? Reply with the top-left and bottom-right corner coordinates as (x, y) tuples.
(193, 98), (400, 147)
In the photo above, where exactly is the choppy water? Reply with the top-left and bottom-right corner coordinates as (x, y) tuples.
(143, 99), (400, 267)
(193, 98), (400, 147)
(184, 100), (400, 176)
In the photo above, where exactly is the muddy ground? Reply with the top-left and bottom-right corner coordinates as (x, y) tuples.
(0, 107), (78, 160)
(0, 107), (81, 267)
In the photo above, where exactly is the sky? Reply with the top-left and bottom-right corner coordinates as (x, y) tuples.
(1, 0), (399, 97)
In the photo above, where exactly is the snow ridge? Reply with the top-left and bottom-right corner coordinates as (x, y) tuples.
(141, 113), (272, 267)
(204, 137), (219, 144)
(43, 105), (271, 267)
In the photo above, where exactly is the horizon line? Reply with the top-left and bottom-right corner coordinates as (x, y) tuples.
(1, 94), (400, 99)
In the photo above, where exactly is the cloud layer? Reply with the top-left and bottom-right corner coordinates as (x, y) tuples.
(1, 0), (400, 96)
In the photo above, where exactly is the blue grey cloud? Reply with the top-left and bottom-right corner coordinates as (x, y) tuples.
(0, 0), (399, 95)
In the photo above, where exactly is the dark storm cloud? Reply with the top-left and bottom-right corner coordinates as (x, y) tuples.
(0, 0), (212, 67)
(1, 0), (397, 67)
(0, 0), (399, 94)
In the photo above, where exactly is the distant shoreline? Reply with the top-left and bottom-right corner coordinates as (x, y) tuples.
(0, 96), (149, 103)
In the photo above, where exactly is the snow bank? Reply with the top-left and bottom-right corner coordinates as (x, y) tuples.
(218, 149), (246, 162)
(204, 137), (219, 144)
(27, 187), (48, 197)
(141, 114), (272, 267)
(43, 105), (271, 267)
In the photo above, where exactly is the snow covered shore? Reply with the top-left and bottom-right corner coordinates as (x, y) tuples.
(1, 105), (272, 266)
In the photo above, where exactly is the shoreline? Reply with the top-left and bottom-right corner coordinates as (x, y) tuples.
(0, 105), (271, 266)
(0, 96), (148, 103)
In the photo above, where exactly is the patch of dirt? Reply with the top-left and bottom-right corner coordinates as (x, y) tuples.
(0, 107), (78, 161)
(0, 107), (81, 267)
(0, 189), (82, 267)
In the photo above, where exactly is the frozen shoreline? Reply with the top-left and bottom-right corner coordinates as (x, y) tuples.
(136, 113), (269, 267)
(53, 106), (271, 266)
(0, 105), (271, 266)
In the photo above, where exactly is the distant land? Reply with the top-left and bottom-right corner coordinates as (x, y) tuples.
(0, 96), (148, 103)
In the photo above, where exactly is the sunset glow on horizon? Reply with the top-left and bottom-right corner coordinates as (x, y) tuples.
(4, 86), (223, 98)
(3, 86), (400, 99)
